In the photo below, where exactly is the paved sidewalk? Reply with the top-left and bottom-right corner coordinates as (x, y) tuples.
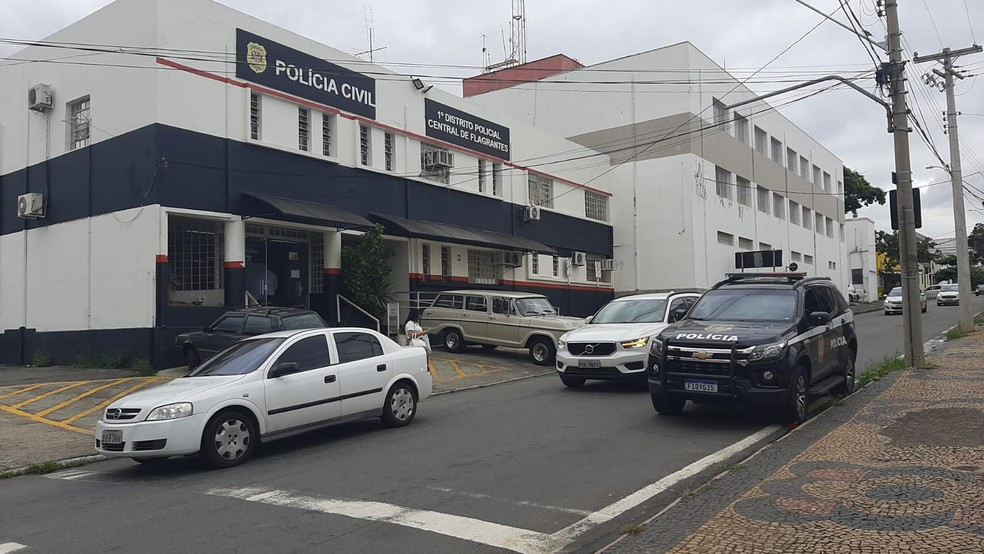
(601, 329), (984, 553)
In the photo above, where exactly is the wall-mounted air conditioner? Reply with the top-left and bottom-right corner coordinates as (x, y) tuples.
(28, 84), (53, 112)
(523, 205), (541, 221)
(17, 193), (46, 218)
(572, 251), (586, 266)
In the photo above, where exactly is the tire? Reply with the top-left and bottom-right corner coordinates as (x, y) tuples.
(781, 366), (810, 424)
(132, 457), (169, 465)
(528, 337), (556, 366)
(200, 409), (257, 469)
(382, 381), (417, 427)
(443, 329), (466, 353)
(651, 393), (686, 415)
(833, 352), (856, 397)
(560, 374), (586, 388)
(185, 347), (201, 370)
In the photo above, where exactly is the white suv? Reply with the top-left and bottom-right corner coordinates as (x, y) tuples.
(555, 292), (700, 387)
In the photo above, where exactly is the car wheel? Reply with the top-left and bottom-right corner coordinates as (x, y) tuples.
(781, 367), (810, 424)
(201, 409), (256, 469)
(560, 374), (586, 388)
(132, 457), (169, 465)
(528, 337), (556, 366)
(443, 329), (466, 353)
(833, 352), (856, 397)
(185, 347), (201, 370)
(651, 393), (686, 415)
(382, 381), (417, 427)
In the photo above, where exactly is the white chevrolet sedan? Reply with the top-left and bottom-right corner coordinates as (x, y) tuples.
(95, 328), (432, 468)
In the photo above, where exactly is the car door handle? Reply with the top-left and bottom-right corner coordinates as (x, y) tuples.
(325, 375), (336, 383)
(377, 364), (387, 372)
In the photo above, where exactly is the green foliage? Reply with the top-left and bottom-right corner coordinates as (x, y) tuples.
(875, 230), (938, 275)
(130, 358), (155, 376)
(74, 350), (129, 369)
(341, 224), (395, 319)
(622, 524), (646, 535)
(968, 223), (984, 264)
(844, 167), (886, 216)
(31, 349), (52, 367)
(947, 328), (969, 341)
(857, 355), (908, 388)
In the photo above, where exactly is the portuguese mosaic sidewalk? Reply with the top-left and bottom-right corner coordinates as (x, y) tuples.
(603, 329), (984, 553)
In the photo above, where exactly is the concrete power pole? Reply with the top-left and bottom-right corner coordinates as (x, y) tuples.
(884, 1), (924, 366)
(914, 45), (983, 333)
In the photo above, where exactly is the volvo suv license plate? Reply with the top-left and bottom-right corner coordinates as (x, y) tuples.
(578, 360), (601, 368)
(101, 430), (123, 445)
(684, 379), (718, 393)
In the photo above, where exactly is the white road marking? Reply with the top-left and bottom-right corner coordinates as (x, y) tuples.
(45, 470), (96, 480)
(0, 542), (28, 554)
(427, 486), (593, 516)
(208, 424), (779, 553)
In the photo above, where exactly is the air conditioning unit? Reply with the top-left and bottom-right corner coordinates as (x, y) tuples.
(523, 205), (541, 221)
(494, 251), (523, 267)
(28, 84), (53, 112)
(17, 193), (46, 219)
(572, 251), (587, 266)
(423, 150), (454, 169)
(600, 259), (618, 271)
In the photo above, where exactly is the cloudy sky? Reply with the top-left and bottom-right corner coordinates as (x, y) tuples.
(3, 0), (982, 248)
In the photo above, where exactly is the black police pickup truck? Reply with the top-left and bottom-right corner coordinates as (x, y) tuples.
(647, 273), (857, 423)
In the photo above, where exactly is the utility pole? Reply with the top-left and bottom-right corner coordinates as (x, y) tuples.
(914, 44), (983, 333)
(884, 1), (923, 366)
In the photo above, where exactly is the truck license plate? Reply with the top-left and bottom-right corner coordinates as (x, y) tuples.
(101, 430), (123, 445)
(684, 379), (718, 393)
(578, 360), (601, 368)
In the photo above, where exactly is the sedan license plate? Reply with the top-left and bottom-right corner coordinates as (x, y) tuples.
(101, 430), (123, 445)
(684, 379), (718, 393)
(578, 360), (601, 368)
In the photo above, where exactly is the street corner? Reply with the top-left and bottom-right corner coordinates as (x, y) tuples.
(427, 347), (553, 393)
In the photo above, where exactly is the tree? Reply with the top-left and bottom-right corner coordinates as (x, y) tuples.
(844, 167), (886, 217)
(341, 224), (395, 320)
(967, 222), (984, 264)
(876, 230), (899, 273)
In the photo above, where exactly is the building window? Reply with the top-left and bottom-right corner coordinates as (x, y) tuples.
(826, 217), (834, 238)
(421, 143), (452, 184)
(69, 96), (91, 150)
(813, 165), (822, 186)
(322, 113), (333, 156)
(829, 261), (837, 270)
(733, 114), (749, 144)
(531, 254), (539, 275)
(800, 156), (809, 178)
(310, 232), (324, 294)
(360, 124), (371, 166)
(736, 177), (752, 207)
(804, 254), (814, 265)
(552, 256), (559, 277)
(852, 268), (863, 284)
(773, 193), (785, 219)
(786, 148), (797, 172)
(791, 251), (802, 262)
(467, 250), (497, 284)
(770, 137), (783, 165)
(528, 173), (554, 208)
(840, 223), (846, 242)
(422, 244), (430, 280)
(823, 171), (832, 192)
(754, 127), (767, 155)
(492, 163), (503, 196)
(298, 107), (309, 152)
(715, 166), (733, 199)
(837, 180), (844, 195)
(738, 237), (753, 250)
(384, 132), (395, 171)
(478, 159), (487, 193)
(760, 242), (772, 250)
(789, 201), (801, 225)
(167, 216), (224, 293)
(585, 254), (611, 283)
(803, 207), (813, 230)
(585, 190), (608, 221)
(713, 99), (730, 135)
(249, 93), (260, 141)
(440, 246), (450, 282)
(815, 213), (824, 233)
(757, 185), (770, 213)
(717, 231), (735, 246)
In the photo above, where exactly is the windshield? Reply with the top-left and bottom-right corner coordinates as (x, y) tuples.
(516, 297), (557, 316)
(688, 289), (798, 322)
(188, 338), (285, 376)
(889, 287), (902, 297)
(942, 284), (959, 292)
(591, 298), (667, 324)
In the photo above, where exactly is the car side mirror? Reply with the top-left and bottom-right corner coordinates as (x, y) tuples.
(270, 361), (300, 378)
(808, 311), (831, 327)
(585, 316), (593, 324)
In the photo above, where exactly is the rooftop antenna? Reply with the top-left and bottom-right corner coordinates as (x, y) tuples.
(484, 0), (526, 73)
(353, 4), (387, 62)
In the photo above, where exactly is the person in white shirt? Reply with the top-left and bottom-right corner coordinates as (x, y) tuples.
(404, 308), (431, 352)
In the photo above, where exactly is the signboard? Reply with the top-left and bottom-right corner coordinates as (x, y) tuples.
(735, 249), (783, 269)
(236, 29), (376, 120)
(889, 188), (922, 230)
(425, 99), (510, 160)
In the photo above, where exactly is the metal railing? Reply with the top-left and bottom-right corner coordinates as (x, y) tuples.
(336, 294), (379, 332)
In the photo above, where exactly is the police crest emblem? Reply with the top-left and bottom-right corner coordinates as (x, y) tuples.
(247, 42), (267, 74)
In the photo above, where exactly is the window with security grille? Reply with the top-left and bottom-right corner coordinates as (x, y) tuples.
(310, 232), (324, 293)
(717, 231), (734, 246)
(69, 96), (91, 150)
(585, 254), (611, 283)
(384, 132), (394, 171)
(421, 143), (451, 184)
(441, 246), (450, 282)
(422, 244), (430, 279)
(528, 173), (554, 208)
(360, 124), (371, 166)
(736, 177), (751, 206)
(792, 251), (802, 262)
(492, 163), (503, 196)
(531, 254), (539, 275)
(804, 254), (814, 265)
(754, 127), (767, 155)
(250, 93), (260, 140)
(739, 237), (753, 250)
(322, 113), (333, 156)
(467, 250), (497, 284)
(167, 216), (224, 292)
(298, 107), (309, 151)
(773, 193), (785, 219)
(478, 159), (487, 193)
(757, 186), (770, 213)
(585, 191), (608, 221)
(552, 256), (559, 277)
(733, 114), (749, 144)
(760, 242), (772, 250)
(715, 166), (733, 199)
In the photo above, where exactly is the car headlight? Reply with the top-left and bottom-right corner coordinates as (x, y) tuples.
(621, 336), (649, 349)
(558, 334), (568, 351)
(146, 402), (193, 421)
(650, 337), (663, 356)
(746, 342), (785, 362)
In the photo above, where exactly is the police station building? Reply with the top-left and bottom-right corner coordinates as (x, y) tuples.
(0, 0), (616, 366)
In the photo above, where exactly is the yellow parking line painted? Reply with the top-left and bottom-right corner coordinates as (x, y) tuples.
(427, 359), (441, 382)
(0, 404), (90, 435)
(34, 378), (132, 417)
(0, 384), (47, 402)
(448, 360), (467, 378)
(62, 377), (162, 424)
(12, 381), (90, 409)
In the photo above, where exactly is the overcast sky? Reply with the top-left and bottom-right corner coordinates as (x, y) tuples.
(2, 0), (982, 248)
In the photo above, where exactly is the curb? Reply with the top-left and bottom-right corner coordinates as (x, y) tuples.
(2, 454), (107, 478)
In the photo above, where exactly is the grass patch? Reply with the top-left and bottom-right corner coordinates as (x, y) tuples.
(857, 355), (908, 388)
(683, 482), (714, 499)
(31, 349), (52, 367)
(130, 358), (155, 376)
(946, 328), (970, 341)
(725, 463), (745, 473)
(74, 350), (129, 369)
(622, 524), (646, 535)
(0, 458), (89, 479)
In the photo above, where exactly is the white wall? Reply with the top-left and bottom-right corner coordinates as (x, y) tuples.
(846, 217), (878, 302)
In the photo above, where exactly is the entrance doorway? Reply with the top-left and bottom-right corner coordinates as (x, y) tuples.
(245, 236), (309, 308)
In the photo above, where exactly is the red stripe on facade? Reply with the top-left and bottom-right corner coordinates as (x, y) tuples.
(324, 268), (343, 275)
(499, 279), (615, 293)
(155, 57), (612, 198)
(155, 254), (168, 263)
(224, 261), (244, 269)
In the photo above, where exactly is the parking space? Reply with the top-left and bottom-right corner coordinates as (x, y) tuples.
(429, 346), (553, 392)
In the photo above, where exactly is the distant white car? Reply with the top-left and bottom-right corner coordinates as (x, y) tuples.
(937, 284), (960, 306)
(924, 284), (943, 300)
(883, 286), (927, 315)
(95, 328), (432, 468)
(555, 292), (700, 387)
(847, 284), (866, 303)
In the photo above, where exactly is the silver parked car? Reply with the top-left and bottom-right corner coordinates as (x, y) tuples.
(884, 286), (927, 315)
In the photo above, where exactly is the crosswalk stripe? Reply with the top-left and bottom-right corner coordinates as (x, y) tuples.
(0, 542), (28, 553)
